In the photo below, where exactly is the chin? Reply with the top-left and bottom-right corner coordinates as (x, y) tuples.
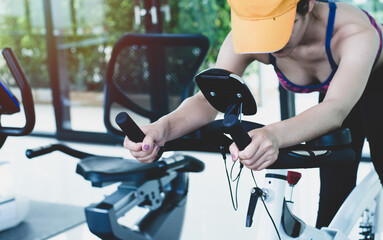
(272, 51), (286, 58)
(272, 47), (291, 58)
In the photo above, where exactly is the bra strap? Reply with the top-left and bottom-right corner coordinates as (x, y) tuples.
(325, 1), (338, 69)
(269, 53), (276, 66)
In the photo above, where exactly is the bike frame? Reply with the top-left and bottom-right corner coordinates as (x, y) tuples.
(252, 166), (382, 240)
(328, 164), (383, 238)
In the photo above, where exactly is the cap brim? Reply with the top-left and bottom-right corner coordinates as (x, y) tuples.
(231, 6), (297, 54)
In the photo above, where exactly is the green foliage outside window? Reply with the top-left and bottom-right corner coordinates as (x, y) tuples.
(0, 0), (231, 91)
(2, 0), (382, 92)
(0, 1), (49, 87)
(166, 0), (231, 65)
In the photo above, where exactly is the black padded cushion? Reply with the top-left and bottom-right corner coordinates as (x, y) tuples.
(305, 128), (352, 149)
(76, 155), (204, 187)
(76, 156), (166, 187)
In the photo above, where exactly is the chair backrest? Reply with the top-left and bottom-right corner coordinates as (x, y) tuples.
(104, 33), (209, 137)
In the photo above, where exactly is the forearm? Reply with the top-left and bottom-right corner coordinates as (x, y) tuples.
(265, 99), (346, 148)
(152, 33), (256, 142)
(154, 91), (218, 141)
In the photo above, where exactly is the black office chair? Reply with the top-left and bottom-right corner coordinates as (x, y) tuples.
(104, 33), (210, 137)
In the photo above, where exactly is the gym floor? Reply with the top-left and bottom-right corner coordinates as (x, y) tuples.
(0, 93), (377, 240)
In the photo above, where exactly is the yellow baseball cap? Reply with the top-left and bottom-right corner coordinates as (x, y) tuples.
(227, 0), (300, 53)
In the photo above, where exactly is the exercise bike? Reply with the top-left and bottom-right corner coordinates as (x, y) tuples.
(194, 69), (382, 240)
(197, 69), (382, 240)
(0, 47), (36, 231)
(26, 68), (377, 240)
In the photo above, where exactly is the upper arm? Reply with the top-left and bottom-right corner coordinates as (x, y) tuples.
(323, 28), (379, 118)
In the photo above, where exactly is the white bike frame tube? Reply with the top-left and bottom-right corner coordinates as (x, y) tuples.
(296, 225), (342, 240)
(254, 169), (287, 240)
(329, 169), (383, 234)
(374, 190), (383, 235)
(253, 169), (336, 240)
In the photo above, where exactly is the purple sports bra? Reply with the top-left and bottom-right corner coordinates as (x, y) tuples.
(269, 1), (383, 94)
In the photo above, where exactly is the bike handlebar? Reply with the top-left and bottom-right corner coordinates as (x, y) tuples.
(115, 111), (164, 161)
(115, 112), (146, 142)
(26, 144), (95, 159)
(116, 111), (355, 169)
(223, 114), (252, 151)
(25, 110), (355, 171)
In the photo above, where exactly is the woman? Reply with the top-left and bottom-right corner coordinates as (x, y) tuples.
(124, 0), (383, 228)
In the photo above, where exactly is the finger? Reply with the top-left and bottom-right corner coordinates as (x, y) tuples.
(142, 135), (154, 152)
(246, 154), (267, 170)
(123, 136), (142, 151)
(130, 143), (156, 159)
(229, 143), (239, 161)
(137, 145), (160, 163)
(244, 146), (266, 164)
(252, 139), (274, 162)
(240, 148), (268, 169)
(238, 141), (259, 161)
(253, 160), (274, 171)
(249, 152), (277, 170)
(130, 148), (148, 160)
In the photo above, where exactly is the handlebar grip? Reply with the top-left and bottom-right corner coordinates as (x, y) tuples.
(115, 112), (163, 161)
(223, 114), (251, 151)
(26, 145), (55, 159)
(115, 112), (146, 143)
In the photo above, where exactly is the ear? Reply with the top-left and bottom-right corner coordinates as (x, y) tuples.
(308, 0), (315, 13)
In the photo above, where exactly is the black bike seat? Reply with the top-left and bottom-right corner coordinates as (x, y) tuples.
(76, 154), (204, 187)
(76, 156), (165, 187)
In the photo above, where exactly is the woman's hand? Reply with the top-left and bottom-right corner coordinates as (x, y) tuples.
(123, 123), (167, 163)
(229, 127), (279, 170)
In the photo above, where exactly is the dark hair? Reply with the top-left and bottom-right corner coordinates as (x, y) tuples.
(297, 0), (310, 15)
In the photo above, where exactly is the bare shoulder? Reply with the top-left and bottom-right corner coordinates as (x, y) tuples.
(320, 2), (380, 62)
(333, 2), (379, 40)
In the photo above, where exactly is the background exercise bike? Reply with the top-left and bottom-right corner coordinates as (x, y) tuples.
(26, 68), (366, 239)
(0, 47), (36, 231)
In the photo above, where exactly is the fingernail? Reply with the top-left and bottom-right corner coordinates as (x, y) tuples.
(157, 146), (160, 152)
(143, 144), (150, 151)
(231, 154), (236, 161)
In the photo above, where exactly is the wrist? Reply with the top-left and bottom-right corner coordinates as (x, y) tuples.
(263, 124), (282, 148)
(153, 117), (170, 143)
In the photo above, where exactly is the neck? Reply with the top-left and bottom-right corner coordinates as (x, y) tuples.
(303, 3), (323, 43)
(291, 4), (324, 58)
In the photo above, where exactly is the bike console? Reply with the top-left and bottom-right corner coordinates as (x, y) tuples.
(196, 68), (257, 116)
